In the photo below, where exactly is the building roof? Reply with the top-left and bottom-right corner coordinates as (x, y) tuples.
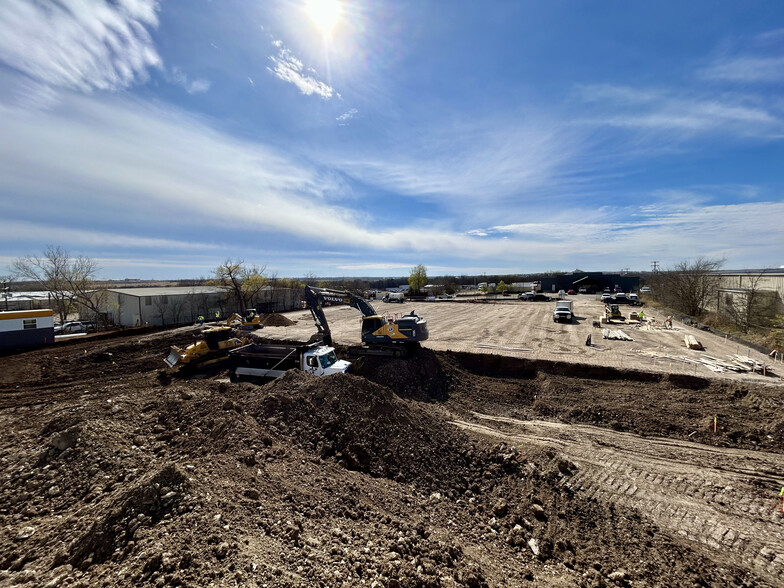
(107, 286), (226, 297)
(716, 268), (784, 276)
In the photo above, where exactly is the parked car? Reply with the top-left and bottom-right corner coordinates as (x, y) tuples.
(640, 286), (651, 293)
(566, 289), (576, 295)
(614, 294), (630, 304)
(54, 321), (89, 335)
(600, 293), (613, 302)
(578, 287), (589, 294)
(518, 292), (550, 301)
(613, 284), (622, 293)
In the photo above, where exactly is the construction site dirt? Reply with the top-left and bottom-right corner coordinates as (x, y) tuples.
(1, 300), (783, 587)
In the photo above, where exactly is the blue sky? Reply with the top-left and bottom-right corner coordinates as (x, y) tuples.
(1, 0), (783, 279)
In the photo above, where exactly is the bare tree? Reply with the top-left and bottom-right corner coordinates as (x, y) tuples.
(650, 257), (724, 317)
(169, 295), (187, 325)
(721, 272), (778, 333)
(12, 246), (102, 324)
(152, 296), (169, 326)
(212, 259), (268, 314)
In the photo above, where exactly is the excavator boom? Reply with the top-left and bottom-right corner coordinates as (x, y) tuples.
(304, 286), (428, 356)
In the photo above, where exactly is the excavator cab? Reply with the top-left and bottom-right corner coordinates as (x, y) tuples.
(361, 316), (386, 338)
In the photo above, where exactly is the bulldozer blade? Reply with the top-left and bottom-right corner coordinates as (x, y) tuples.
(164, 347), (182, 368)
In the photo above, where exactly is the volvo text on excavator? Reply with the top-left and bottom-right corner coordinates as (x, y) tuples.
(304, 286), (428, 358)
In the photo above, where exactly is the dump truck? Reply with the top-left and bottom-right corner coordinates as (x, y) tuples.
(553, 300), (574, 323)
(228, 342), (351, 381)
(164, 327), (249, 369)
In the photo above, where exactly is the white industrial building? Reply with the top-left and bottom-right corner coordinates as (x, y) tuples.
(102, 286), (228, 327)
(101, 285), (305, 327)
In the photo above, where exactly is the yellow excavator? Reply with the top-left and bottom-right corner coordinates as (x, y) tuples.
(164, 326), (250, 369)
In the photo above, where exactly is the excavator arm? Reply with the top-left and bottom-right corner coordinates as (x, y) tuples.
(304, 286), (379, 346)
(304, 286), (428, 354)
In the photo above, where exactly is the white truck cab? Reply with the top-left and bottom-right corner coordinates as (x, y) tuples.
(303, 346), (353, 376)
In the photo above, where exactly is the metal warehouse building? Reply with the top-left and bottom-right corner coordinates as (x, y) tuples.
(0, 309), (55, 350)
(102, 286), (228, 327)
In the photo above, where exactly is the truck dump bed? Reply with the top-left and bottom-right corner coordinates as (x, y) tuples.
(228, 343), (303, 380)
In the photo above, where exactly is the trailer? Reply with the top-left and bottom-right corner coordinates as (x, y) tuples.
(0, 309), (55, 351)
(228, 342), (351, 381)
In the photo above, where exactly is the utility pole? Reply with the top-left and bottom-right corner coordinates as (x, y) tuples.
(2, 281), (9, 311)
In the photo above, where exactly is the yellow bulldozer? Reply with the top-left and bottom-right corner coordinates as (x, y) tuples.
(226, 310), (262, 329)
(164, 326), (249, 369)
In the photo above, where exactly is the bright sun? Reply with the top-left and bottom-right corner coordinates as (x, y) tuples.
(304, 0), (342, 36)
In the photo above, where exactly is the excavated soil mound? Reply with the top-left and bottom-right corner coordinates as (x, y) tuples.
(240, 370), (500, 489)
(258, 313), (295, 327)
(355, 347), (451, 401)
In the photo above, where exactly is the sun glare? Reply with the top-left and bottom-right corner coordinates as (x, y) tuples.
(304, 0), (342, 36)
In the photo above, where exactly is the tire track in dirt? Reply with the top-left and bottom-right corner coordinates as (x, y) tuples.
(452, 414), (784, 585)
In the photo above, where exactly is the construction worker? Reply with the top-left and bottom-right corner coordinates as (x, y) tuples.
(197, 315), (204, 325)
(637, 310), (645, 321)
(666, 316), (673, 329)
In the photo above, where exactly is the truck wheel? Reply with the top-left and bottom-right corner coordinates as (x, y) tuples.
(393, 348), (402, 358)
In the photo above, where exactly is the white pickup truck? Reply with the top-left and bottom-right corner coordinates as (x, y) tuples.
(553, 300), (574, 323)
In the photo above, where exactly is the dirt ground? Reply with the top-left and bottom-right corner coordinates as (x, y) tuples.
(267, 297), (781, 384)
(1, 314), (783, 587)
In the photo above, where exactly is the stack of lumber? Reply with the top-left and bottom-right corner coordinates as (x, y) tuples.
(731, 355), (766, 372)
(697, 355), (748, 373)
(633, 351), (770, 375)
(684, 334), (704, 350)
(602, 329), (634, 341)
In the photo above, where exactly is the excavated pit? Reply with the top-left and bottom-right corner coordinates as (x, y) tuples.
(0, 331), (782, 586)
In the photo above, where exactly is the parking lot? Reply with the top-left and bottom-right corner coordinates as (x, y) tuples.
(263, 295), (780, 382)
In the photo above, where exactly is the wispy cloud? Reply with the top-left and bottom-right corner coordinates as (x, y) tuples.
(167, 67), (211, 94)
(700, 56), (784, 83)
(267, 40), (334, 99)
(698, 29), (784, 83)
(0, 0), (161, 93)
(0, 219), (219, 251)
(577, 84), (784, 139)
(336, 108), (358, 125)
(331, 115), (586, 208)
